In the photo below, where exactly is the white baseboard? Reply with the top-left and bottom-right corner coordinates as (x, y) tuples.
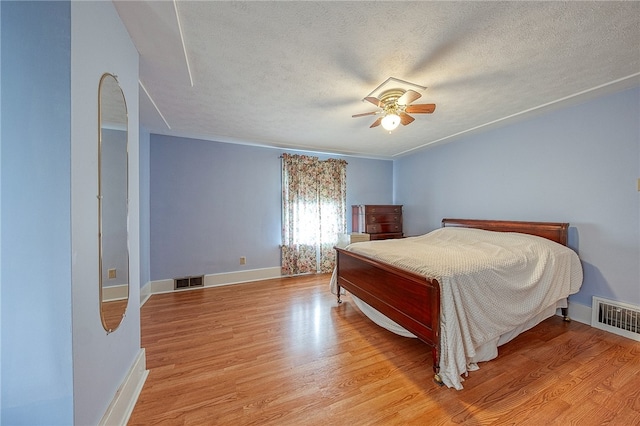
(567, 301), (591, 325)
(140, 281), (151, 307)
(144, 267), (282, 300)
(149, 278), (174, 295)
(102, 284), (129, 302)
(556, 300), (591, 325)
(205, 267), (282, 287)
(99, 348), (149, 426)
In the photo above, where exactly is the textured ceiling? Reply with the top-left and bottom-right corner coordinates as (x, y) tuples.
(115, 1), (640, 159)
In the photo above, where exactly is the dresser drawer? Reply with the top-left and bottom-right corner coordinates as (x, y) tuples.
(366, 222), (402, 234)
(366, 213), (401, 224)
(369, 233), (403, 240)
(363, 205), (402, 215)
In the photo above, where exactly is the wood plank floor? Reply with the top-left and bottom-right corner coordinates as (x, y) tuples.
(128, 274), (640, 425)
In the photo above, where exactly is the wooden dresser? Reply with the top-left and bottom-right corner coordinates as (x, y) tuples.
(352, 205), (403, 240)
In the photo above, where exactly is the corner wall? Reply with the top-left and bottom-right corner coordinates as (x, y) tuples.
(71, 2), (141, 425)
(394, 86), (640, 310)
(149, 135), (394, 282)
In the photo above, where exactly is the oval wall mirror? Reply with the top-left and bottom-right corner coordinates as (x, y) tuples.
(98, 73), (129, 333)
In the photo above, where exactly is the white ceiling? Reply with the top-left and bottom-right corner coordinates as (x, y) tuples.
(114, 1), (640, 159)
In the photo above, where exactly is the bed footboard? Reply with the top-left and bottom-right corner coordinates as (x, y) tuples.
(335, 247), (442, 383)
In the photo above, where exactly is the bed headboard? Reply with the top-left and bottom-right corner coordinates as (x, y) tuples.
(441, 218), (569, 246)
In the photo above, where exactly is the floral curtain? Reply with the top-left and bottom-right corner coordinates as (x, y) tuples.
(281, 153), (347, 275)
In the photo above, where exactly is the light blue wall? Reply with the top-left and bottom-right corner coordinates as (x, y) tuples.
(344, 153), (395, 209)
(71, 2), (141, 425)
(0, 0), (3, 413)
(1, 2), (73, 424)
(149, 135), (393, 281)
(140, 127), (151, 289)
(394, 87), (640, 308)
(1, 2), (141, 424)
(0, 1), (3, 413)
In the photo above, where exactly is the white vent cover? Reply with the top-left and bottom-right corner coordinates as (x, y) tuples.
(592, 296), (640, 342)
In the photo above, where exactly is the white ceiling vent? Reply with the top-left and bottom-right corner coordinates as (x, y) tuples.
(591, 296), (640, 342)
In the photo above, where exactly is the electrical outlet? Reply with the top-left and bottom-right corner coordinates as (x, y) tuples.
(108, 268), (117, 279)
(637, 178), (640, 192)
(240, 256), (246, 265)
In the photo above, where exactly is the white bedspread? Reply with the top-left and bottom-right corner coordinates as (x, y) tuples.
(331, 227), (583, 390)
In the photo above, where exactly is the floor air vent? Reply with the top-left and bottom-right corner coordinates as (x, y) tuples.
(174, 275), (204, 290)
(592, 296), (640, 342)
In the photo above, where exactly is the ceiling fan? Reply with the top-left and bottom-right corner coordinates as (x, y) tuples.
(352, 88), (436, 131)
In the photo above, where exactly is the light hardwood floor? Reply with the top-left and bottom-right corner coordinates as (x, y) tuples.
(128, 274), (640, 425)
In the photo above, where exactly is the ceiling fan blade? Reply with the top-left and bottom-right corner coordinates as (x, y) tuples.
(364, 96), (383, 108)
(400, 113), (415, 126)
(370, 117), (382, 128)
(397, 90), (421, 106)
(405, 103), (436, 114)
(352, 111), (378, 118)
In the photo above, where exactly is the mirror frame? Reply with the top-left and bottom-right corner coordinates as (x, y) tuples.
(98, 73), (130, 334)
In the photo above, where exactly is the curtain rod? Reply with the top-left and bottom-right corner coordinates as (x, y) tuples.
(279, 154), (347, 164)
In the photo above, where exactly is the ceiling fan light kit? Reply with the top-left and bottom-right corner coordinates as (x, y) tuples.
(381, 113), (401, 131)
(353, 77), (436, 132)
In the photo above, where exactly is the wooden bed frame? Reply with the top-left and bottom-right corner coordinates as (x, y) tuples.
(334, 218), (570, 385)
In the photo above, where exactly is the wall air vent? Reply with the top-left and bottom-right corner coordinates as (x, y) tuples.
(592, 296), (640, 342)
(174, 275), (204, 290)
